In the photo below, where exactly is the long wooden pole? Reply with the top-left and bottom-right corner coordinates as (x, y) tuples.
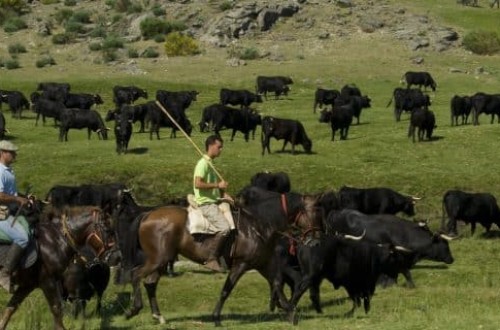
(154, 100), (225, 181)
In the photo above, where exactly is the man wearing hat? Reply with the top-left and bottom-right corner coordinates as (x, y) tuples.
(0, 140), (30, 292)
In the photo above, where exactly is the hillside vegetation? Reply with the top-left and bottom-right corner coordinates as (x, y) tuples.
(0, 1), (500, 329)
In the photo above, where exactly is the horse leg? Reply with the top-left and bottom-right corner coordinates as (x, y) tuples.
(40, 279), (66, 330)
(143, 271), (165, 324)
(212, 262), (248, 327)
(126, 268), (144, 319)
(0, 286), (34, 330)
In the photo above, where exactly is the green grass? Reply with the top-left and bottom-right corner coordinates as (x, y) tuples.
(1, 1), (500, 329)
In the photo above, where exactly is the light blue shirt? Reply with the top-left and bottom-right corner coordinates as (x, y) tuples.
(0, 163), (18, 196)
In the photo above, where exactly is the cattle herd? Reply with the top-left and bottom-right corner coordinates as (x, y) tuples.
(0, 71), (498, 153)
(2, 71), (500, 326)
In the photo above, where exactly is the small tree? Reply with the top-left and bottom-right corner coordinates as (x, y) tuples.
(164, 32), (200, 57)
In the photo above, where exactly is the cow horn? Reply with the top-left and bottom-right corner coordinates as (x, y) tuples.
(106, 127), (111, 130)
(394, 245), (412, 252)
(411, 196), (421, 201)
(439, 233), (455, 241)
(123, 188), (132, 193)
(40, 199), (50, 204)
(342, 229), (365, 241)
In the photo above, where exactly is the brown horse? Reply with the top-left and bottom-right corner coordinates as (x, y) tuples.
(0, 206), (111, 330)
(119, 186), (324, 326)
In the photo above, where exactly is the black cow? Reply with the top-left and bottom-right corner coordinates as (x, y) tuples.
(408, 107), (436, 142)
(146, 101), (192, 139)
(0, 112), (6, 139)
(339, 186), (418, 216)
(220, 88), (263, 108)
(37, 82), (71, 102)
(59, 108), (109, 141)
(114, 105), (134, 154)
(32, 96), (65, 126)
(289, 233), (406, 316)
(401, 71), (437, 91)
(442, 190), (500, 236)
(0, 90), (30, 119)
(62, 259), (110, 318)
(200, 104), (261, 142)
(64, 93), (104, 110)
(250, 171), (291, 193)
(325, 209), (454, 288)
(113, 85), (148, 108)
(261, 116), (312, 155)
(256, 76), (293, 100)
(156, 90), (198, 112)
(387, 88), (431, 122)
(339, 84), (362, 98)
(470, 92), (500, 125)
(450, 95), (472, 126)
(313, 88), (339, 113)
(45, 183), (128, 215)
(319, 104), (353, 141)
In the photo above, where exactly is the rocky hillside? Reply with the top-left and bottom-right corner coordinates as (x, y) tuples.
(0, 0), (462, 69)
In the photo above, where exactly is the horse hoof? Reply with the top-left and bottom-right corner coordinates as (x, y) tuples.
(287, 310), (298, 325)
(125, 309), (138, 320)
(152, 314), (166, 324)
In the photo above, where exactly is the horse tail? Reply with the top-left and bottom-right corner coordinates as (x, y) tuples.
(123, 213), (144, 270)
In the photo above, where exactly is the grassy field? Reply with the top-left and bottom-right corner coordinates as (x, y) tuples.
(1, 0), (500, 329)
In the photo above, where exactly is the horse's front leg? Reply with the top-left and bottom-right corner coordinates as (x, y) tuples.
(0, 285), (34, 330)
(212, 262), (248, 327)
(143, 271), (165, 324)
(40, 278), (66, 330)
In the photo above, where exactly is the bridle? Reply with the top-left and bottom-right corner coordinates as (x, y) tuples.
(61, 208), (107, 260)
(280, 193), (323, 240)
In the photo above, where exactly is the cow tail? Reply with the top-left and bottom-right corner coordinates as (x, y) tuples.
(441, 197), (446, 231)
(386, 96), (393, 107)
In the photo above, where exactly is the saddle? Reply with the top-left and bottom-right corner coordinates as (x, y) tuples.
(186, 194), (235, 235)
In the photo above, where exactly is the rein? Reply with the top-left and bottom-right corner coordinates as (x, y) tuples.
(61, 209), (106, 260)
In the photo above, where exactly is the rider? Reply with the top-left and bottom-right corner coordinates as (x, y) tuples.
(0, 140), (30, 292)
(193, 135), (234, 272)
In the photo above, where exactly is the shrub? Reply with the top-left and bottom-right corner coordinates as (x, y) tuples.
(463, 30), (500, 55)
(127, 47), (139, 58)
(54, 9), (73, 25)
(113, 0), (130, 13)
(8, 42), (26, 55)
(127, 3), (142, 14)
(102, 48), (118, 62)
(40, 0), (59, 4)
(89, 42), (102, 51)
(0, 0), (26, 12)
(153, 34), (165, 43)
(52, 32), (74, 44)
(164, 32), (200, 57)
(64, 0), (76, 6)
(141, 46), (159, 58)
(239, 47), (259, 60)
(64, 20), (86, 34)
(71, 10), (91, 24)
(151, 5), (164, 17)
(140, 17), (186, 40)
(227, 45), (260, 60)
(102, 35), (124, 49)
(3, 16), (26, 32)
(4, 58), (19, 69)
(89, 26), (107, 38)
(219, 1), (233, 11)
(35, 55), (56, 68)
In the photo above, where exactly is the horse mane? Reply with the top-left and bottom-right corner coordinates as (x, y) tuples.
(40, 205), (101, 222)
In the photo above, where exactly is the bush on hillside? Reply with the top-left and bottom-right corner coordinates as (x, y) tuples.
(36, 55), (56, 68)
(127, 47), (139, 58)
(54, 9), (73, 24)
(0, 0), (26, 12)
(227, 45), (260, 60)
(64, 20), (86, 34)
(52, 32), (75, 44)
(4, 58), (19, 69)
(40, 0), (59, 4)
(140, 17), (186, 40)
(89, 42), (102, 51)
(219, 1), (233, 11)
(463, 30), (500, 55)
(71, 10), (91, 24)
(89, 26), (107, 38)
(164, 32), (200, 57)
(151, 5), (164, 17)
(109, 0), (141, 14)
(3, 16), (26, 32)
(141, 46), (159, 58)
(64, 0), (77, 6)
(102, 35), (124, 49)
(8, 42), (26, 55)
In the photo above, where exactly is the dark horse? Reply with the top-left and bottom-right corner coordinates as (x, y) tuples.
(0, 206), (111, 330)
(117, 186), (324, 326)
